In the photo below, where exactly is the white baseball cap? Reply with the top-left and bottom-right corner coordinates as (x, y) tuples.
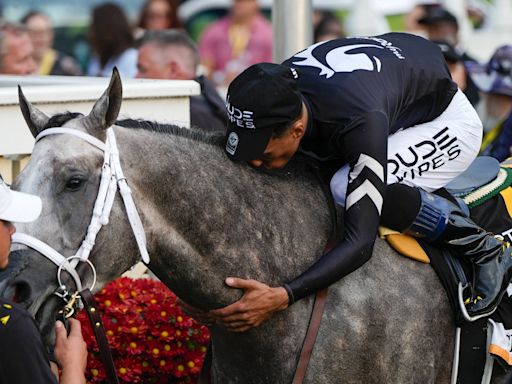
(0, 176), (41, 223)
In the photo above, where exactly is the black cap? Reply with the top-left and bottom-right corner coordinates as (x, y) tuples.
(224, 63), (302, 161)
(432, 39), (462, 63)
(418, 7), (458, 28)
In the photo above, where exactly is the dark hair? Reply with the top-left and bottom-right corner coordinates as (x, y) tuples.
(89, 3), (134, 68)
(0, 21), (27, 70)
(20, 10), (49, 25)
(138, 0), (182, 30)
(314, 11), (343, 42)
(138, 29), (195, 51)
(138, 29), (199, 68)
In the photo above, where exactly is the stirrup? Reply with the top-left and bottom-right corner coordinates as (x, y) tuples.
(458, 282), (499, 322)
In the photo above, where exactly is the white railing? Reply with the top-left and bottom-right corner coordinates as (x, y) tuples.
(0, 76), (200, 182)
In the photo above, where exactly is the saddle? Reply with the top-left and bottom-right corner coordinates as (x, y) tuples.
(380, 156), (512, 384)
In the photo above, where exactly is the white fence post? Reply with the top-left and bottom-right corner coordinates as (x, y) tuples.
(272, 0), (313, 64)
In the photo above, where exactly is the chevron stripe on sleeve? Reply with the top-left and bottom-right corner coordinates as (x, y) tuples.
(346, 153), (385, 214)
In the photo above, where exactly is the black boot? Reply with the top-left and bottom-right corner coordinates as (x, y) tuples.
(405, 189), (512, 318)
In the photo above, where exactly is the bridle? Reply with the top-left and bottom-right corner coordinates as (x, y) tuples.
(11, 126), (149, 384)
(12, 126), (149, 291)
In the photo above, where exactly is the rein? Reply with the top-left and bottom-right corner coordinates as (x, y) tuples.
(11, 126), (150, 384)
(291, 163), (338, 383)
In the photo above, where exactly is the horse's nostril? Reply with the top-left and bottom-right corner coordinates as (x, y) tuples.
(12, 282), (31, 305)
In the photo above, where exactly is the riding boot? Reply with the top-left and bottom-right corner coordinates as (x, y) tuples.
(405, 189), (512, 318)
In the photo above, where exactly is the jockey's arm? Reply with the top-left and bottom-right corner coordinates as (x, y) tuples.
(284, 111), (388, 303)
(209, 111), (389, 331)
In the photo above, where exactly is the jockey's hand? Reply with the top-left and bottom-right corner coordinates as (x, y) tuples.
(210, 277), (289, 332)
(177, 298), (216, 327)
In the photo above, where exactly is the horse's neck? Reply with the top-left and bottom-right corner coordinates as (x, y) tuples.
(119, 127), (332, 308)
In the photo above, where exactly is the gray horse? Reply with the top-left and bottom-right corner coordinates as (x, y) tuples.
(1, 71), (506, 383)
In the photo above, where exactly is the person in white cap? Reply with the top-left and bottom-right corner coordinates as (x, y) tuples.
(0, 175), (87, 384)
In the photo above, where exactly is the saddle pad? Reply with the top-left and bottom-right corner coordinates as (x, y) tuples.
(501, 157), (512, 169)
(486, 286), (512, 367)
(489, 319), (512, 365)
(445, 156), (500, 196)
(378, 227), (430, 264)
(462, 168), (512, 209)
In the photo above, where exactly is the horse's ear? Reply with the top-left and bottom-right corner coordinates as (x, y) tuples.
(18, 86), (50, 138)
(88, 67), (123, 132)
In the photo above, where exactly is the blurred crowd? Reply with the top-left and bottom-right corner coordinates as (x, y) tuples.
(0, 0), (511, 161)
(407, 2), (512, 162)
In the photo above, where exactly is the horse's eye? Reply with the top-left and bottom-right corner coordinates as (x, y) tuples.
(65, 176), (85, 192)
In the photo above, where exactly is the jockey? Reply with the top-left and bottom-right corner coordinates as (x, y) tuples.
(213, 32), (512, 332)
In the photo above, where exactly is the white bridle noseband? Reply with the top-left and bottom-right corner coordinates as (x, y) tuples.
(11, 127), (149, 292)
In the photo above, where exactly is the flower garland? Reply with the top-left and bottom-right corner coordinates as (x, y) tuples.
(76, 277), (210, 383)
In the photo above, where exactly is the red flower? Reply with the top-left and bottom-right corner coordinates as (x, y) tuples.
(116, 358), (143, 383)
(76, 277), (210, 383)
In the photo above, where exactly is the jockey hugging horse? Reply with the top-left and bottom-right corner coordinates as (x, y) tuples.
(216, 32), (511, 331)
(4, 32), (512, 383)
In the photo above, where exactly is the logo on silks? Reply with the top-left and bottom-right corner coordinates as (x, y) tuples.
(292, 37), (405, 78)
(388, 127), (461, 182)
(226, 132), (239, 155)
(226, 96), (255, 129)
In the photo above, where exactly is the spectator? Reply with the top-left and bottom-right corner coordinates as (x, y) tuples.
(0, 22), (37, 75)
(467, 45), (512, 161)
(404, 2), (440, 34)
(198, 0), (272, 88)
(432, 40), (466, 91)
(87, 3), (137, 78)
(417, 6), (480, 106)
(0, 175), (88, 383)
(138, 0), (182, 31)
(313, 10), (344, 43)
(20, 11), (82, 76)
(137, 30), (227, 132)
(417, 5), (459, 45)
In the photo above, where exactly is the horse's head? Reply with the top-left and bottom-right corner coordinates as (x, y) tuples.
(1, 69), (141, 344)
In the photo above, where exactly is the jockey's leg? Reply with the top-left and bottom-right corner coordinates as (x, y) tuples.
(382, 89), (501, 317)
(334, 90), (499, 316)
(381, 184), (512, 318)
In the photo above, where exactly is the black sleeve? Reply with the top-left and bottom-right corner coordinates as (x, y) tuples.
(0, 307), (58, 384)
(285, 111), (389, 303)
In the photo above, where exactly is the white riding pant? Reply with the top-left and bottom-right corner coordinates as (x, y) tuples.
(331, 89), (483, 206)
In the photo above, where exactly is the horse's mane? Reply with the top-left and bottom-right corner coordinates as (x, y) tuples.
(38, 112), (339, 245)
(42, 113), (320, 182)
(41, 112), (225, 147)
(43, 112), (83, 130)
(116, 118), (225, 147)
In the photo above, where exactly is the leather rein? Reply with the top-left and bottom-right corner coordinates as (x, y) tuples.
(291, 163), (339, 383)
(12, 126), (151, 384)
